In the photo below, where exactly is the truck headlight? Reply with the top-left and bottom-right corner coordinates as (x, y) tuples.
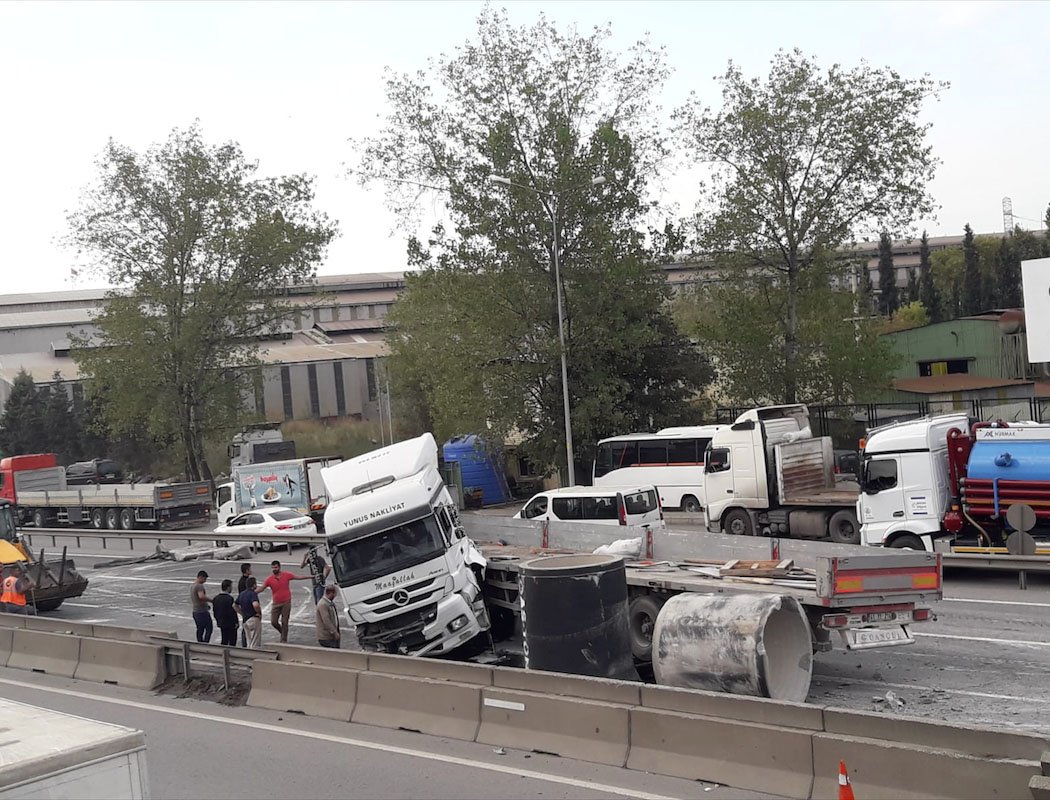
(448, 614), (469, 632)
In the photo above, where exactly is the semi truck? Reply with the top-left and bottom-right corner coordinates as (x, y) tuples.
(321, 433), (491, 656)
(214, 456), (341, 528)
(228, 424), (296, 469)
(859, 415), (1050, 551)
(702, 405), (862, 544)
(0, 454), (211, 530)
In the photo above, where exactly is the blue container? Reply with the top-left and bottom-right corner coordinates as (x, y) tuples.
(968, 440), (1050, 482)
(442, 435), (511, 506)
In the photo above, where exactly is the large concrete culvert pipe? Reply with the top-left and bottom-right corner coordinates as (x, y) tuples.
(652, 593), (813, 702)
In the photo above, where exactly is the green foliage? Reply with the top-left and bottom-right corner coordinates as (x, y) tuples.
(882, 300), (930, 333)
(0, 371), (46, 456)
(932, 247), (964, 320)
(854, 261), (874, 315)
(676, 50), (944, 402)
(356, 9), (710, 470)
(877, 231), (898, 315)
(917, 231), (941, 323)
(905, 268), (919, 305)
(66, 125), (337, 482)
(961, 224), (981, 315)
(676, 256), (898, 406)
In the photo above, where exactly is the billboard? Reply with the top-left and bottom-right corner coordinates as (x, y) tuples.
(233, 462), (309, 515)
(1022, 258), (1050, 363)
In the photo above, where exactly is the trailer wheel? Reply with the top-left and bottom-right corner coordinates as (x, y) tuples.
(104, 508), (120, 530)
(119, 509), (136, 530)
(723, 508), (754, 537)
(828, 509), (861, 545)
(889, 533), (925, 551)
(32, 509), (47, 528)
(90, 508), (105, 529)
(680, 495), (702, 514)
(628, 594), (666, 661)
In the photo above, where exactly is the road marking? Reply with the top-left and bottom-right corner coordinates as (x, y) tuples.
(915, 632), (1050, 648)
(816, 675), (1050, 705)
(943, 597), (1050, 609)
(0, 677), (673, 800)
(62, 602), (103, 608)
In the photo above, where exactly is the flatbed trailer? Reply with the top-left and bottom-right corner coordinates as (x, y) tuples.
(17, 482), (212, 530)
(463, 515), (941, 659)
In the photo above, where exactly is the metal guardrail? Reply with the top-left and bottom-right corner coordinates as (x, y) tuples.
(942, 552), (1050, 574)
(21, 527), (326, 551)
(149, 635), (279, 691)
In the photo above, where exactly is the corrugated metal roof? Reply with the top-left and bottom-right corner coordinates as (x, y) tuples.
(0, 308), (98, 330)
(315, 319), (388, 333)
(893, 375), (1033, 394)
(258, 341), (389, 364)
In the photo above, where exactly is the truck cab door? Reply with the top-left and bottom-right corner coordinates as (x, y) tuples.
(859, 456), (905, 544)
(703, 447), (734, 527)
(215, 483), (236, 525)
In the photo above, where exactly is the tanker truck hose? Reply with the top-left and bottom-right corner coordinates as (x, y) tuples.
(962, 507), (992, 547)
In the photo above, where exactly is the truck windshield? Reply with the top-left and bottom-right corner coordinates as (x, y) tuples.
(330, 515), (445, 585)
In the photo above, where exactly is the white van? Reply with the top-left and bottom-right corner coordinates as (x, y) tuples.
(514, 485), (665, 529)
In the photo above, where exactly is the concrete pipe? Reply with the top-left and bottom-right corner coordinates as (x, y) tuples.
(652, 593), (813, 702)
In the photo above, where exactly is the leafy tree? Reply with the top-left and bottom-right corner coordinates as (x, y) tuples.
(931, 247), (964, 320)
(355, 10), (710, 472)
(41, 372), (83, 464)
(917, 230), (940, 322)
(876, 231), (898, 315)
(961, 223), (981, 315)
(676, 50), (944, 402)
(0, 370), (46, 456)
(66, 125), (336, 482)
(881, 300), (930, 333)
(855, 261), (874, 315)
(677, 253), (897, 405)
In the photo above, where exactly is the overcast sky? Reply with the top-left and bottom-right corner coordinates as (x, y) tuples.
(1, 0), (1047, 294)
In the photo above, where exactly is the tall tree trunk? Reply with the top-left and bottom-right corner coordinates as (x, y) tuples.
(783, 260), (799, 404)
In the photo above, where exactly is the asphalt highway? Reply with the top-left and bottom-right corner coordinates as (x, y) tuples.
(20, 526), (1050, 736)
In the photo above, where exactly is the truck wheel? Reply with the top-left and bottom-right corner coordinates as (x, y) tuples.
(32, 510), (47, 528)
(487, 606), (516, 642)
(889, 533), (925, 551)
(828, 510), (861, 545)
(90, 508), (105, 529)
(680, 495), (701, 514)
(723, 509), (753, 537)
(628, 594), (666, 661)
(105, 508), (120, 530)
(119, 509), (135, 530)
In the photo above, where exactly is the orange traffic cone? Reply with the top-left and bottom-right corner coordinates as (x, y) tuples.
(838, 760), (856, 800)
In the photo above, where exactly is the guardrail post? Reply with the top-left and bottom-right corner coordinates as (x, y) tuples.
(182, 642), (191, 683)
(222, 647), (231, 691)
(1019, 569), (1028, 590)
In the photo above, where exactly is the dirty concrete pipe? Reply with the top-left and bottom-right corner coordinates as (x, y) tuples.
(652, 593), (813, 702)
(519, 553), (638, 681)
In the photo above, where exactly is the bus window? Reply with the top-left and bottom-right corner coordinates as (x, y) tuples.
(667, 439), (698, 464)
(638, 440), (668, 465)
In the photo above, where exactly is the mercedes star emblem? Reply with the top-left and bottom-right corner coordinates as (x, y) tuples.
(392, 589), (410, 606)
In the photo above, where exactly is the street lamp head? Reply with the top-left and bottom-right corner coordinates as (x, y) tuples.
(489, 175), (512, 186)
(590, 176), (606, 187)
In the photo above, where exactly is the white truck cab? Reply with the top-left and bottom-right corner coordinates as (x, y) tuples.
(322, 434), (490, 656)
(858, 414), (970, 550)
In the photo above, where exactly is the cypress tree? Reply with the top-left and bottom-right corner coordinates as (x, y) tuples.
(917, 231), (941, 322)
(876, 231), (898, 316)
(961, 223), (981, 314)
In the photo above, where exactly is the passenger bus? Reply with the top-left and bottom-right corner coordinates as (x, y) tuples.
(592, 425), (725, 513)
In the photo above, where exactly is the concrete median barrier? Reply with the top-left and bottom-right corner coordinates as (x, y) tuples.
(89, 623), (178, 643)
(812, 732), (1039, 800)
(627, 707), (815, 799)
(73, 637), (166, 689)
(248, 660), (358, 721)
(274, 644), (369, 670)
(1032, 776), (1050, 800)
(640, 684), (824, 730)
(490, 666), (639, 705)
(0, 612), (27, 629)
(351, 672), (480, 741)
(823, 707), (1050, 761)
(24, 617), (96, 637)
(0, 627), (12, 667)
(7, 629), (81, 677)
(367, 652), (492, 685)
(477, 687), (630, 767)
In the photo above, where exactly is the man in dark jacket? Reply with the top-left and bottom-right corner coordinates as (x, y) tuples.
(212, 579), (239, 646)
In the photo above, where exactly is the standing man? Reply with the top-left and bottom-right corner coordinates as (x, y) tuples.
(0, 564), (35, 614)
(236, 576), (262, 648)
(258, 560), (309, 643)
(237, 563), (253, 647)
(212, 579), (239, 646)
(301, 547), (332, 604)
(190, 570), (212, 643)
(315, 585), (340, 648)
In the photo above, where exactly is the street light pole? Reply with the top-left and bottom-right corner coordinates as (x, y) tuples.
(489, 174), (605, 486)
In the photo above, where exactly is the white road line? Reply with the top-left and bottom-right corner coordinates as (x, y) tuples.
(943, 597), (1050, 609)
(0, 677), (673, 800)
(816, 675), (1050, 705)
(62, 602), (102, 608)
(915, 631), (1050, 648)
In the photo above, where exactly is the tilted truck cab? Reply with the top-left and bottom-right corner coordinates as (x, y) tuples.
(322, 433), (490, 656)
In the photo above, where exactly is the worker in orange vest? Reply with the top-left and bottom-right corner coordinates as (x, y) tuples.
(1, 564), (35, 614)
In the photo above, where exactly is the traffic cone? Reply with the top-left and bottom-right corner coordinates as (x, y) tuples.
(838, 760), (855, 800)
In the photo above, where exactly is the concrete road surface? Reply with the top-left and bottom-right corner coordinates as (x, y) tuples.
(22, 528), (1050, 735)
(0, 669), (777, 800)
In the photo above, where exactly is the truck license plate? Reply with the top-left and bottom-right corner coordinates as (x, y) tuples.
(842, 626), (914, 650)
